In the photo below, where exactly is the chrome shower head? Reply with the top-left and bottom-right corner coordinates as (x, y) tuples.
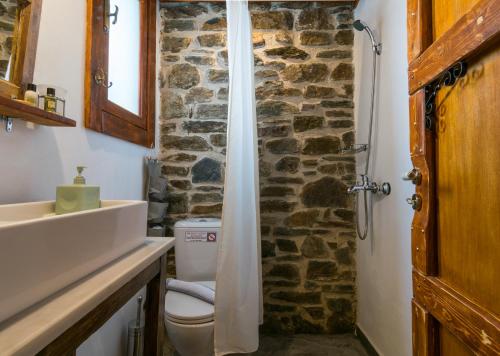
(353, 20), (367, 32)
(353, 19), (381, 55)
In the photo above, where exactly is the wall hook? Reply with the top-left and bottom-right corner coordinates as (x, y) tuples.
(94, 68), (113, 88)
(104, 0), (119, 33)
(109, 5), (119, 25)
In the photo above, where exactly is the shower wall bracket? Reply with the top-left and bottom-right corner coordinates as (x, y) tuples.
(341, 144), (368, 155)
(424, 61), (467, 130)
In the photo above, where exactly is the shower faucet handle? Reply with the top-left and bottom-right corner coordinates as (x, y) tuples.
(347, 175), (391, 195)
(402, 168), (422, 185)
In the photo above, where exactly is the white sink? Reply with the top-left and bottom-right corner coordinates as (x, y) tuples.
(0, 200), (147, 323)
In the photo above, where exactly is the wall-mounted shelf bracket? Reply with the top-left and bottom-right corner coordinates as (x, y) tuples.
(1, 115), (13, 133)
(425, 61), (467, 130)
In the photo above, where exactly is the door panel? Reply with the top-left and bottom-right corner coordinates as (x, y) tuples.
(436, 47), (500, 315)
(407, 0), (500, 354)
(432, 0), (482, 38)
(440, 325), (473, 356)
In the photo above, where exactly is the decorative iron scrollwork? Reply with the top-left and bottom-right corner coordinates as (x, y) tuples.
(424, 61), (467, 130)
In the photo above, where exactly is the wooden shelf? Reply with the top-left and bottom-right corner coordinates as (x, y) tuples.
(0, 95), (76, 127)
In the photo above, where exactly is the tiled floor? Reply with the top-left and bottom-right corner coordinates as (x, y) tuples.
(243, 334), (369, 356)
(165, 334), (369, 356)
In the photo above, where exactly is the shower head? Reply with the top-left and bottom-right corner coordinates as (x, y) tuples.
(353, 19), (382, 55)
(353, 20), (367, 31)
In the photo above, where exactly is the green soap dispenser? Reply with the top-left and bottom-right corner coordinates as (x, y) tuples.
(55, 166), (100, 215)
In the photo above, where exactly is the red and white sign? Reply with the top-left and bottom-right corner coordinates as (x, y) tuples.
(185, 231), (217, 242)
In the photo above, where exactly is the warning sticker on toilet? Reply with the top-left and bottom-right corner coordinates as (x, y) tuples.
(185, 231), (217, 242)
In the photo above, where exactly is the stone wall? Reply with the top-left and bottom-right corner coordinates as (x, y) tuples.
(159, 1), (356, 334)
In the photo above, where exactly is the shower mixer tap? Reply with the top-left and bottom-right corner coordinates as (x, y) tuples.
(348, 174), (391, 195)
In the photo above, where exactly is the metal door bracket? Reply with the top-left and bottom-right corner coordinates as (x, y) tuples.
(425, 61), (467, 130)
(406, 194), (422, 211)
(1, 115), (13, 133)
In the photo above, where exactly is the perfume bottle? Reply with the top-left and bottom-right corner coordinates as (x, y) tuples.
(24, 83), (38, 106)
(44, 87), (57, 113)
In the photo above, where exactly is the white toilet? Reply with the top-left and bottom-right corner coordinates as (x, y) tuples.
(165, 218), (220, 356)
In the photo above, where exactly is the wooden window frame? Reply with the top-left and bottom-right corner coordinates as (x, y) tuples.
(85, 0), (156, 147)
(0, 0), (43, 99)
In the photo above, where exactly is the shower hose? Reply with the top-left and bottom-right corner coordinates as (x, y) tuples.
(356, 42), (378, 241)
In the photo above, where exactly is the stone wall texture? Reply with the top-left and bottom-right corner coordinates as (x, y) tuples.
(159, 1), (356, 334)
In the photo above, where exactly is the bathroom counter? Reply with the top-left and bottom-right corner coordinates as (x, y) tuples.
(0, 237), (174, 356)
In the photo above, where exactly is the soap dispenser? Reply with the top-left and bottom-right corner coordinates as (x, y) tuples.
(55, 166), (100, 215)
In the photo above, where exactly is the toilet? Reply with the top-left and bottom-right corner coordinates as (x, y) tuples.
(165, 218), (220, 356)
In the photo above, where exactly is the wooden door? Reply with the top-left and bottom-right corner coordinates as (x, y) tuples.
(406, 0), (500, 354)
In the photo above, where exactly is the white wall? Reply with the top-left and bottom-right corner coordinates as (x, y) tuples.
(354, 1), (414, 355)
(0, 1), (157, 355)
(0, 0), (151, 204)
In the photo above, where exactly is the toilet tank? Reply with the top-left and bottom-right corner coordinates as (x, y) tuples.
(174, 218), (221, 281)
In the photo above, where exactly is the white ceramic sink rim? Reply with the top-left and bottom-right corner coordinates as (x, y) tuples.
(0, 199), (148, 324)
(0, 200), (143, 227)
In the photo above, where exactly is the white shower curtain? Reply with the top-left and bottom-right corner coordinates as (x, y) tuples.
(214, 0), (263, 355)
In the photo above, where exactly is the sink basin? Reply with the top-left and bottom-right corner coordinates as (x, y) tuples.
(0, 200), (147, 323)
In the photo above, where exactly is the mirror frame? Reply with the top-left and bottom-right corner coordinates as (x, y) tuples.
(0, 0), (43, 99)
(85, 0), (156, 148)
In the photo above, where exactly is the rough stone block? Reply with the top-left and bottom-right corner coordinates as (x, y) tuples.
(302, 136), (340, 155)
(192, 157), (222, 183)
(264, 46), (309, 60)
(301, 177), (348, 207)
(300, 31), (332, 46)
(162, 135), (211, 151)
(293, 116), (325, 132)
(251, 11), (294, 30)
(275, 156), (300, 173)
(266, 138), (300, 154)
(282, 63), (329, 83)
(306, 260), (338, 280)
(301, 236), (329, 258)
(162, 36), (191, 53)
(276, 239), (298, 253)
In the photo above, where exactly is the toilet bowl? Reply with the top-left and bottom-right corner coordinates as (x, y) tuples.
(166, 219), (220, 356)
(165, 281), (215, 356)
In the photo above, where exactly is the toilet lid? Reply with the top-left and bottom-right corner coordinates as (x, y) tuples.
(165, 281), (215, 324)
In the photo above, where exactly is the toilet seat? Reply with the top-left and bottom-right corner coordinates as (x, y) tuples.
(165, 281), (215, 325)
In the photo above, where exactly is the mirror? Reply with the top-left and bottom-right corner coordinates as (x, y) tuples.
(0, 0), (42, 98)
(0, 0), (19, 80)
